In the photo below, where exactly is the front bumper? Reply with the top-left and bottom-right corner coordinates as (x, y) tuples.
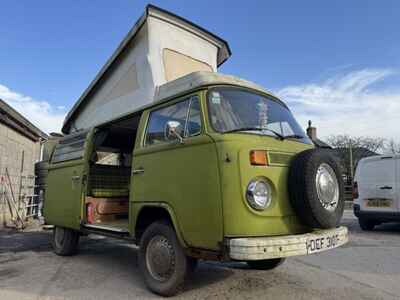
(228, 226), (348, 260)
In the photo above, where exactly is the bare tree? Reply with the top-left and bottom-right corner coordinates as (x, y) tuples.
(326, 135), (385, 153)
(384, 139), (400, 154)
(326, 135), (385, 181)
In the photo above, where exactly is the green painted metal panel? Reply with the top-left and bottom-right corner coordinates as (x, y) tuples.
(44, 129), (95, 229)
(210, 132), (314, 237)
(131, 92), (222, 250)
(44, 160), (84, 229)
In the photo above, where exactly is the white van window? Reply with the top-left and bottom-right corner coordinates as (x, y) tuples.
(361, 158), (395, 183)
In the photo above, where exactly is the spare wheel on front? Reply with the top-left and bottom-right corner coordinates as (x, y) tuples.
(288, 148), (345, 229)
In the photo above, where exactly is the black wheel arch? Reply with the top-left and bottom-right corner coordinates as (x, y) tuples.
(134, 205), (186, 247)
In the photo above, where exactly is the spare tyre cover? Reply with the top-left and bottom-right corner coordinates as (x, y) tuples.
(288, 148), (345, 229)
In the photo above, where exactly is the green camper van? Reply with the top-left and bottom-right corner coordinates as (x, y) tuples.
(44, 72), (348, 296)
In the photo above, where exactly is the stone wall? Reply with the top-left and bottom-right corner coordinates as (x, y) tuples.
(0, 122), (42, 227)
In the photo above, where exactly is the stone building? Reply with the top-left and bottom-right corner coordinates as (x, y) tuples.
(0, 99), (47, 226)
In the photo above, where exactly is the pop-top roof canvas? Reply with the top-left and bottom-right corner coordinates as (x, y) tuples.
(63, 5), (230, 133)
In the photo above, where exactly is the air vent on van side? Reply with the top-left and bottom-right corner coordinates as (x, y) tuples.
(267, 152), (293, 166)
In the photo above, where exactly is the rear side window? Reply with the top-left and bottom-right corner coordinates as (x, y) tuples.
(145, 96), (201, 146)
(51, 131), (88, 163)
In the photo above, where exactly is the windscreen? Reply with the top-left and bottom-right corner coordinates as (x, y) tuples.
(207, 87), (311, 144)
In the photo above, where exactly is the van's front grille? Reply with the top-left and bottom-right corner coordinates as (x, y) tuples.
(268, 152), (293, 166)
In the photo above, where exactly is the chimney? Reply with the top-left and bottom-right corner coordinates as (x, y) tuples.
(307, 120), (317, 140)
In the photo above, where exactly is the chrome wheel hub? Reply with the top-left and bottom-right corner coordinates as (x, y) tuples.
(315, 163), (339, 212)
(146, 235), (175, 282)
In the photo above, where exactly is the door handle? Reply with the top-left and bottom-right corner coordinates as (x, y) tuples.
(132, 168), (145, 175)
(380, 186), (392, 190)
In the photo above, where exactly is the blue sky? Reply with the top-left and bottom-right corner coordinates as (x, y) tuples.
(1, 1), (400, 138)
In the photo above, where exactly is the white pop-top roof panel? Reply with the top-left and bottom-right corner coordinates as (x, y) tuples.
(62, 5), (231, 133)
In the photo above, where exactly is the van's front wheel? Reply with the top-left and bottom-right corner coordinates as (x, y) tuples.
(246, 258), (286, 270)
(138, 221), (190, 297)
(52, 226), (80, 256)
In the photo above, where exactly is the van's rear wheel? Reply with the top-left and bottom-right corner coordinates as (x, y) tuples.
(138, 221), (190, 297)
(52, 226), (80, 256)
(246, 258), (285, 270)
(358, 218), (376, 231)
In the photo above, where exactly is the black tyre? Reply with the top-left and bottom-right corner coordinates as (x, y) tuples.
(358, 218), (375, 231)
(35, 161), (49, 192)
(138, 221), (190, 297)
(288, 149), (345, 229)
(36, 167), (49, 174)
(52, 226), (80, 256)
(246, 258), (286, 270)
(35, 161), (49, 170)
(36, 177), (47, 185)
(35, 161), (49, 178)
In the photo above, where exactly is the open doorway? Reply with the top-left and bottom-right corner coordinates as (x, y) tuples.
(84, 113), (141, 232)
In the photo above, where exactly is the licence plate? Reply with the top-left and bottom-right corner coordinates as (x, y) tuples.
(366, 198), (392, 208)
(306, 233), (341, 254)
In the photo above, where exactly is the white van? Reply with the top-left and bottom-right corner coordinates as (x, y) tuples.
(353, 155), (400, 230)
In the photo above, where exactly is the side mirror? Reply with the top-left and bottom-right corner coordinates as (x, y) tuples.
(165, 120), (184, 143)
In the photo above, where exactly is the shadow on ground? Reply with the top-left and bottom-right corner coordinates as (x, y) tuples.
(0, 229), (235, 298)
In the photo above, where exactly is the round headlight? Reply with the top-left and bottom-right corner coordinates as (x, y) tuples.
(246, 178), (272, 211)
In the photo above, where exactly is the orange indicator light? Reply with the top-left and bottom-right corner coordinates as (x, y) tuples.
(250, 150), (268, 166)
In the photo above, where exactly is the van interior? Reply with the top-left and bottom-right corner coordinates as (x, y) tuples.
(84, 113), (141, 233)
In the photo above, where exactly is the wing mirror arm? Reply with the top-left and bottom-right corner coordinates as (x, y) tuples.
(165, 121), (185, 144)
(175, 132), (184, 144)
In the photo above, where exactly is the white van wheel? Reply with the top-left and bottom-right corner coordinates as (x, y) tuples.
(358, 218), (376, 231)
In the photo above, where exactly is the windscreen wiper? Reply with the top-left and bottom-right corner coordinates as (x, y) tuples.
(283, 134), (304, 140)
(224, 127), (285, 140)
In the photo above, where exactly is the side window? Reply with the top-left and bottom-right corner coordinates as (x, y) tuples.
(185, 96), (201, 137)
(145, 96), (202, 146)
(51, 131), (88, 163)
(146, 100), (190, 146)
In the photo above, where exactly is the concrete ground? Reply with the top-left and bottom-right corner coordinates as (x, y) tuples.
(1, 211), (399, 300)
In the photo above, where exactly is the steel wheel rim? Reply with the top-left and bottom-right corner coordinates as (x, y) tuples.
(145, 235), (175, 282)
(315, 163), (339, 212)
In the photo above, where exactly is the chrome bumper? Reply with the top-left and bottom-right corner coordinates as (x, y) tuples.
(228, 226), (348, 260)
